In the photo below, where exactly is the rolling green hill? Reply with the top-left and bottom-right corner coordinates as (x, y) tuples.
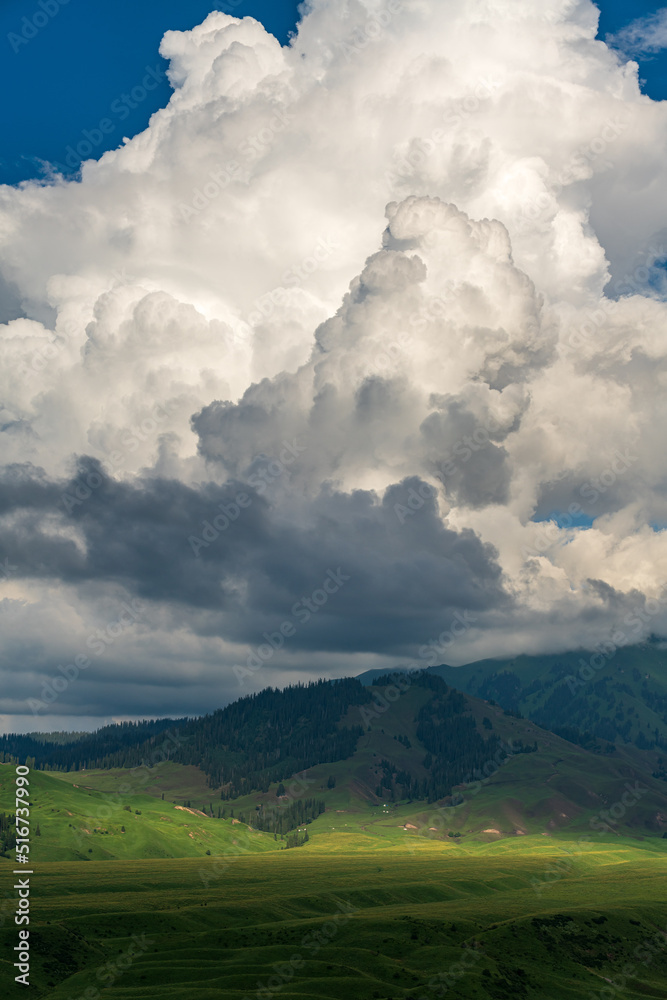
(0, 765), (279, 863)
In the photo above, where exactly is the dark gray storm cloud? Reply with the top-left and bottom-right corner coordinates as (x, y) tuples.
(0, 459), (509, 656)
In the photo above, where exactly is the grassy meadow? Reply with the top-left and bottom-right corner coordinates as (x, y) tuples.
(2, 841), (667, 998)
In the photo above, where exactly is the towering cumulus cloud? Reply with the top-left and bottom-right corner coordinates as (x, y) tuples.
(1, 0), (667, 726)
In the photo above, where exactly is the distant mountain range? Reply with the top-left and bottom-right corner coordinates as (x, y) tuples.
(357, 643), (667, 754)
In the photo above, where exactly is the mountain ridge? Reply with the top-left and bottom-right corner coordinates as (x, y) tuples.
(2, 670), (667, 862)
(357, 644), (667, 753)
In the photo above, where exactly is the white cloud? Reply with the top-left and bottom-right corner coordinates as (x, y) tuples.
(2, 0), (667, 724)
(608, 7), (667, 56)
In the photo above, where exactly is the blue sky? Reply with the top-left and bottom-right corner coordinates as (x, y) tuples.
(0, 1), (666, 186)
(0, 0), (301, 185)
